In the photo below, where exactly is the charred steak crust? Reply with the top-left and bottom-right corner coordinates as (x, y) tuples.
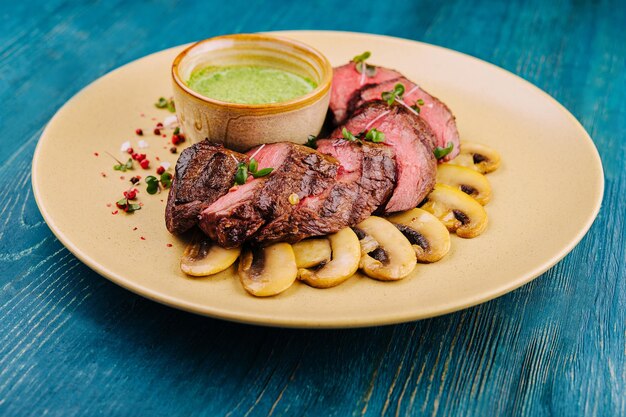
(254, 140), (396, 245)
(199, 143), (339, 248)
(165, 140), (243, 235)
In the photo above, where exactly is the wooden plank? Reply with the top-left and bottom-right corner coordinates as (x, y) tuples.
(0, 0), (624, 416)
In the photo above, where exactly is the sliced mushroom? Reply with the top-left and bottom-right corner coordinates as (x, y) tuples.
(421, 184), (488, 238)
(298, 228), (361, 288)
(180, 233), (241, 277)
(238, 243), (297, 297)
(354, 216), (416, 281)
(436, 163), (492, 205)
(386, 208), (451, 263)
(292, 238), (331, 268)
(448, 142), (501, 174)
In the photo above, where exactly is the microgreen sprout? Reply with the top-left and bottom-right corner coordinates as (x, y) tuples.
(352, 51), (376, 77)
(155, 97), (176, 113)
(341, 127), (386, 144)
(434, 142), (454, 159)
(145, 172), (173, 194)
(234, 157), (273, 186)
(381, 83), (406, 105)
(305, 135), (318, 149)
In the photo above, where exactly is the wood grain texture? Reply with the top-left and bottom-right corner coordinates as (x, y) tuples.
(1, 0), (624, 416)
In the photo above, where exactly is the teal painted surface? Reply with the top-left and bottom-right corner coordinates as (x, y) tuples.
(1, 1), (624, 416)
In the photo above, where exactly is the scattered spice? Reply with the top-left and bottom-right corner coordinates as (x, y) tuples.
(133, 227), (138, 231)
(100, 172), (107, 178)
(170, 147), (177, 154)
(153, 128), (161, 135)
(135, 128), (143, 136)
(140, 236), (146, 240)
(166, 243), (173, 247)
(93, 152), (99, 157)
(112, 210), (119, 215)
(156, 122), (163, 128)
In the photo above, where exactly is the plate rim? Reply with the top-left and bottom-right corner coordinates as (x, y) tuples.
(31, 30), (604, 328)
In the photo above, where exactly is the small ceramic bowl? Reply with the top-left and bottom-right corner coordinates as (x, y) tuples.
(171, 34), (333, 152)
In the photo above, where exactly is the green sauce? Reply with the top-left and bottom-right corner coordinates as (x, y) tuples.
(187, 65), (317, 104)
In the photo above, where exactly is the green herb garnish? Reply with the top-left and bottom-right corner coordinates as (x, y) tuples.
(381, 83), (405, 105)
(145, 173), (172, 194)
(113, 158), (134, 172)
(155, 97), (176, 113)
(352, 51), (376, 77)
(434, 142), (454, 159)
(145, 175), (160, 194)
(234, 157), (273, 185)
(342, 127), (360, 142)
(342, 127), (385, 144)
(116, 197), (141, 213)
(305, 135), (318, 149)
(160, 172), (173, 188)
(365, 128), (385, 143)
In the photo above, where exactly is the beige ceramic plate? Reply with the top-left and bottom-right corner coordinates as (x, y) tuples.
(32, 31), (603, 328)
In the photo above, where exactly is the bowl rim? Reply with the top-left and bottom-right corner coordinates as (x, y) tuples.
(171, 33), (333, 112)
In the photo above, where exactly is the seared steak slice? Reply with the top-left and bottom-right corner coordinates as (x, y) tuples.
(331, 101), (436, 213)
(199, 143), (338, 248)
(165, 140), (244, 234)
(356, 76), (460, 161)
(330, 63), (401, 125)
(254, 139), (396, 244)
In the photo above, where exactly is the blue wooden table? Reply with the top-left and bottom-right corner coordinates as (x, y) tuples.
(2, 1), (624, 416)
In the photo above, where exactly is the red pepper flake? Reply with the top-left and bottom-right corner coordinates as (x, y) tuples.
(93, 152), (99, 157)
(100, 172), (107, 178)
(120, 176), (125, 180)
(140, 236), (146, 240)
(160, 199), (164, 202)
(133, 227), (138, 231)
(156, 122), (163, 128)
(170, 147), (177, 154)
(155, 156), (161, 161)
(140, 113), (145, 117)
(153, 128), (161, 135)
(162, 134), (167, 138)
(166, 243), (173, 247)
(138, 202), (144, 206)
(106, 203), (112, 207)
(112, 210), (119, 215)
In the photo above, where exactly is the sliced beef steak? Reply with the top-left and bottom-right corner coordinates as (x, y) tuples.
(255, 139), (396, 245)
(165, 140), (244, 234)
(330, 63), (401, 126)
(198, 143), (338, 248)
(331, 101), (437, 213)
(356, 76), (460, 161)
